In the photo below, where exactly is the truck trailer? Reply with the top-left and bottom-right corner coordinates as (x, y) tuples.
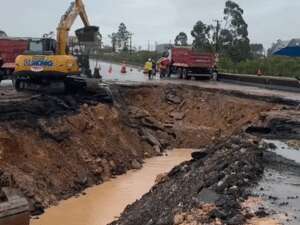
(0, 38), (28, 80)
(169, 47), (218, 80)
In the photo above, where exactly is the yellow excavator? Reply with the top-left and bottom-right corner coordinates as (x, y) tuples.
(14, 0), (111, 99)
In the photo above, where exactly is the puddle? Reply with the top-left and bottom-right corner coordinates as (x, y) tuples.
(253, 140), (300, 225)
(264, 140), (300, 164)
(247, 217), (281, 225)
(30, 149), (194, 225)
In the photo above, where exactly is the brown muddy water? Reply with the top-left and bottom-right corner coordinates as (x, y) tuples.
(30, 149), (194, 225)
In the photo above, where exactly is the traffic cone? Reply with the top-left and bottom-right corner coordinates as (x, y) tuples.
(257, 68), (262, 76)
(121, 63), (127, 74)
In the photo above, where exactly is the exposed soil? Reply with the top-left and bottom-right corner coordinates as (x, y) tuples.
(110, 105), (300, 225)
(0, 83), (276, 217)
(110, 134), (267, 225)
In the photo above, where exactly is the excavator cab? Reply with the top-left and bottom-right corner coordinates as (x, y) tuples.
(25, 38), (57, 55)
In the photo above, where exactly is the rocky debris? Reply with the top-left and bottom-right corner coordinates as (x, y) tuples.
(141, 129), (162, 149)
(169, 112), (185, 121)
(246, 110), (300, 139)
(165, 90), (183, 105)
(198, 189), (220, 204)
(0, 93), (111, 122)
(131, 159), (142, 170)
(191, 150), (208, 160)
(110, 134), (266, 225)
(155, 173), (168, 185)
(286, 140), (300, 149)
(0, 171), (14, 188)
(173, 204), (221, 225)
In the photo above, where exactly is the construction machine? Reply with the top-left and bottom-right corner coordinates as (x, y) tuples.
(14, 0), (112, 99)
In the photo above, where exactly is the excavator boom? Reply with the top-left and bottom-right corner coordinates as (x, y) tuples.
(56, 0), (90, 55)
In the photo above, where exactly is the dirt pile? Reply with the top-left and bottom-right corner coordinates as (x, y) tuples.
(0, 84), (273, 215)
(246, 109), (300, 140)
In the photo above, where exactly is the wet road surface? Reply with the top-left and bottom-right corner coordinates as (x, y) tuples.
(1, 60), (300, 104)
(90, 60), (300, 104)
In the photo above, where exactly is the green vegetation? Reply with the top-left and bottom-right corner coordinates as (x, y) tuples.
(191, 1), (252, 62)
(95, 51), (161, 67)
(219, 56), (300, 78)
(109, 23), (132, 52)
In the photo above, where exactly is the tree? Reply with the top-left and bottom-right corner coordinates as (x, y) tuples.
(220, 0), (251, 62)
(118, 23), (130, 51)
(108, 32), (119, 52)
(191, 21), (213, 52)
(250, 43), (264, 58)
(175, 32), (188, 46)
(109, 23), (131, 52)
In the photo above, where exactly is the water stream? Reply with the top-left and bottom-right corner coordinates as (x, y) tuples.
(31, 149), (194, 225)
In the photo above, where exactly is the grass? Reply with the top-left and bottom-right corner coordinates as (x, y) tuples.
(219, 56), (300, 78)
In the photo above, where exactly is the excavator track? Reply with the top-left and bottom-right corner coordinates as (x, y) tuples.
(14, 76), (113, 103)
(15, 78), (66, 94)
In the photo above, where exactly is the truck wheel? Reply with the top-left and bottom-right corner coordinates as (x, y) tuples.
(179, 68), (183, 79)
(182, 69), (187, 79)
(183, 69), (191, 80)
(212, 72), (218, 81)
(15, 78), (21, 91)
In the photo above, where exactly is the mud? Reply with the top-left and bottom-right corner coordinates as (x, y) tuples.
(252, 140), (300, 225)
(110, 134), (266, 225)
(31, 149), (194, 225)
(109, 106), (300, 225)
(0, 83), (273, 217)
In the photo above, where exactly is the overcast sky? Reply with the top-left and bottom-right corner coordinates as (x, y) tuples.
(1, 0), (300, 50)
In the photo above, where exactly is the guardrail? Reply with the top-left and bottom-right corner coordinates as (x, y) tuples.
(219, 73), (300, 92)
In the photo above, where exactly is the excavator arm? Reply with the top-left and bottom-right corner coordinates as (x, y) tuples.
(56, 0), (90, 55)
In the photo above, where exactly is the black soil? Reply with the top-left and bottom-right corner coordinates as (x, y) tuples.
(110, 134), (266, 225)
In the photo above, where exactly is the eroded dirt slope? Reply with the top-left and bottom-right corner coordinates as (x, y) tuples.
(0, 84), (273, 215)
(110, 134), (266, 225)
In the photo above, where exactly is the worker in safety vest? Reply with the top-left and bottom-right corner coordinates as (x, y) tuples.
(144, 59), (153, 80)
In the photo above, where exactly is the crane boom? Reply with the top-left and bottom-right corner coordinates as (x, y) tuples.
(56, 0), (90, 55)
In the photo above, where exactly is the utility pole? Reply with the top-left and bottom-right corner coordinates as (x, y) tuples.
(213, 19), (221, 53)
(128, 32), (133, 54)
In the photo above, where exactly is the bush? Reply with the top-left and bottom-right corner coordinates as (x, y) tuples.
(219, 56), (300, 78)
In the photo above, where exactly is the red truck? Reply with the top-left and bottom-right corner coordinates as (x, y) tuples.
(168, 47), (218, 80)
(0, 38), (28, 80)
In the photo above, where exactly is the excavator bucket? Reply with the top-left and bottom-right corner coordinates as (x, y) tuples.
(75, 26), (100, 42)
